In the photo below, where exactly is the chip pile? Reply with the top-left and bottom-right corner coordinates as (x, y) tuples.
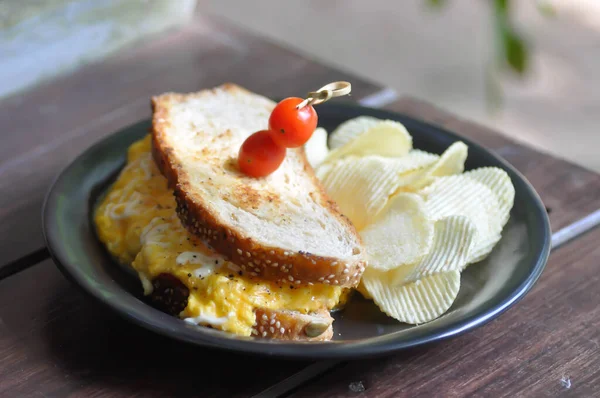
(307, 116), (515, 325)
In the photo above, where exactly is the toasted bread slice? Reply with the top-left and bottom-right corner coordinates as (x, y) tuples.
(151, 84), (366, 287)
(253, 308), (333, 341)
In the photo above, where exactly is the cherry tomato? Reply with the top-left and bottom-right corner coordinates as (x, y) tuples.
(268, 97), (318, 148)
(238, 130), (286, 177)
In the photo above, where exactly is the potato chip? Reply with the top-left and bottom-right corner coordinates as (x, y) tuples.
(405, 141), (468, 191)
(324, 120), (413, 163)
(305, 127), (329, 168)
(419, 175), (503, 264)
(356, 282), (372, 300)
(319, 155), (438, 230)
(361, 268), (460, 324)
(463, 168), (514, 263)
(429, 141), (468, 177)
(405, 149), (440, 166)
(464, 167), (515, 226)
(329, 116), (381, 149)
(410, 149), (441, 161)
(361, 193), (434, 270)
(392, 215), (477, 285)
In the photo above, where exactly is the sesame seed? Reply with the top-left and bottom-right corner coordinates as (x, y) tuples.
(271, 263), (278, 267)
(276, 321), (280, 328)
(295, 280), (301, 284)
(280, 327), (285, 334)
(324, 280), (330, 284)
(273, 262), (279, 267)
(353, 272), (358, 277)
(283, 268), (289, 273)
(252, 322), (257, 327)
(288, 275), (294, 281)
(254, 268), (260, 273)
(246, 252), (251, 258)
(334, 280), (339, 284)
(311, 260), (317, 265)
(284, 251), (289, 256)
(262, 331), (267, 337)
(343, 269), (349, 274)
(270, 319), (275, 325)
(248, 261), (254, 266)
(250, 272), (258, 276)
(270, 250), (275, 255)
(266, 260), (271, 264)
(251, 330), (258, 335)
(270, 327), (275, 333)
(332, 261), (338, 266)
(270, 314), (276, 320)
(328, 274), (335, 279)
(318, 277), (324, 281)
(237, 249), (242, 255)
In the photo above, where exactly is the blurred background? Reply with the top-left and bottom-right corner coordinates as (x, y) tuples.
(2, 0), (598, 171)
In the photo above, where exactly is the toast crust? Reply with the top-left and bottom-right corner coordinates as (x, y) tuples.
(151, 84), (366, 288)
(252, 307), (334, 341)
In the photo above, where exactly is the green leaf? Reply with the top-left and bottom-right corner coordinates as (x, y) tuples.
(502, 29), (528, 74)
(495, 0), (509, 14)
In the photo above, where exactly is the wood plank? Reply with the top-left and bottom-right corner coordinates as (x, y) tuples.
(0, 14), (381, 267)
(0, 260), (309, 397)
(387, 98), (600, 232)
(290, 227), (600, 397)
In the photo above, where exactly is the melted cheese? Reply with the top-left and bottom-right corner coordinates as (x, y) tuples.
(94, 135), (342, 336)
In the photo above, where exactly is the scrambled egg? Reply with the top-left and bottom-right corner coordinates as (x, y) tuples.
(94, 136), (342, 336)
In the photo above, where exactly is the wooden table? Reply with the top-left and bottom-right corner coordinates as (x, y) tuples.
(1, 14), (599, 398)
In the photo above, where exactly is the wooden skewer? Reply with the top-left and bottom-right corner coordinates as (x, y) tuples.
(296, 81), (352, 109)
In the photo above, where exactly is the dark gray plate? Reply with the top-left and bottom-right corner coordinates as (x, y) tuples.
(42, 103), (550, 359)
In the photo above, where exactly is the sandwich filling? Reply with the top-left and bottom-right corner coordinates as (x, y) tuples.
(95, 136), (343, 336)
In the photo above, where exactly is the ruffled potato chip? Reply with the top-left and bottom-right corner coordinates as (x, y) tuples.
(319, 156), (438, 230)
(403, 149), (440, 166)
(405, 141), (468, 192)
(324, 120), (413, 163)
(392, 215), (477, 285)
(419, 175), (503, 264)
(329, 116), (381, 149)
(361, 268), (460, 324)
(429, 141), (468, 177)
(464, 167), (515, 226)
(464, 168), (514, 263)
(361, 193), (434, 270)
(305, 127), (329, 168)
